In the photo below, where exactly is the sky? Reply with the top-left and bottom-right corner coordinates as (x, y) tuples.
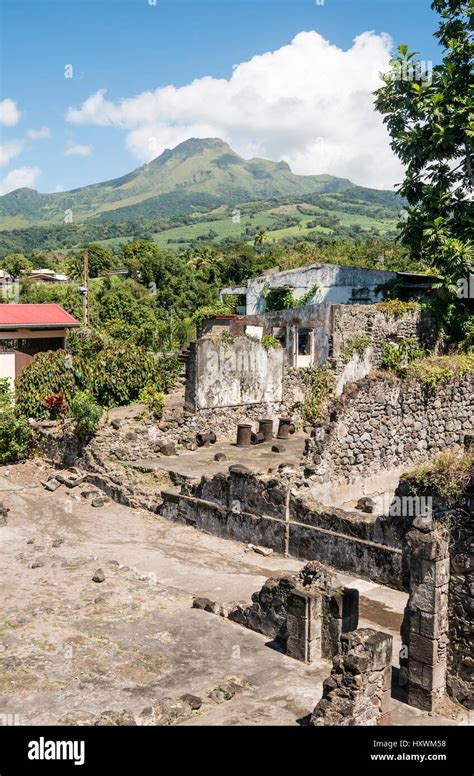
(0, 0), (442, 195)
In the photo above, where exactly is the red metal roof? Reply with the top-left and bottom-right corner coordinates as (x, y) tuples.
(0, 304), (79, 328)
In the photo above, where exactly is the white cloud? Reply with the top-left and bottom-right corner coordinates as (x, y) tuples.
(64, 143), (93, 157)
(54, 183), (65, 192)
(0, 166), (41, 195)
(0, 98), (22, 127)
(66, 30), (403, 189)
(0, 139), (25, 166)
(27, 126), (51, 140)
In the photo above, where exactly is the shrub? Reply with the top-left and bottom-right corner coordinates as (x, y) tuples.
(15, 350), (80, 420)
(403, 448), (473, 502)
(261, 334), (280, 351)
(0, 378), (12, 410)
(155, 354), (181, 394)
(381, 338), (426, 375)
(301, 364), (334, 424)
(85, 341), (166, 408)
(69, 391), (103, 441)
(43, 393), (68, 419)
(0, 410), (33, 463)
(139, 386), (165, 419)
(376, 300), (421, 318)
(15, 334), (181, 421)
(404, 353), (474, 390)
(341, 334), (371, 363)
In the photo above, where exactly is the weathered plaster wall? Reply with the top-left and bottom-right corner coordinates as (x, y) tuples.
(231, 303), (333, 367)
(185, 335), (285, 411)
(246, 264), (396, 314)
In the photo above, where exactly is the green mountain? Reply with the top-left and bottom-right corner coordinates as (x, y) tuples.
(0, 138), (357, 228)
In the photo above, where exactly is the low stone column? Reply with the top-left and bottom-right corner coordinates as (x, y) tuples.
(286, 589), (322, 663)
(310, 628), (393, 726)
(401, 526), (449, 711)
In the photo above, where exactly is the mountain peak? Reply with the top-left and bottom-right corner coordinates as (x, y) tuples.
(172, 137), (231, 154)
(151, 137), (233, 165)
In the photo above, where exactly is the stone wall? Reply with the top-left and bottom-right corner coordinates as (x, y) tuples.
(331, 304), (438, 395)
(185, 335), (285, 411)
(447, 499), (474, 709)
(159, 469), (404, 589)
(227, 562), (359, 663)
(310, 628), (393, 726)
(305, 375), (473, 486)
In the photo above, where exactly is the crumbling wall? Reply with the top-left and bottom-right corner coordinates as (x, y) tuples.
(246, 264), (395, 314)
(447, 502), (474, 709)
(305, 375), (473, 485)
(159, 469), (404, 589)
(185, 335), (285, 411)
(311, 628), (393, 726)
(227, 562), (359, 663)
(331, 305), (438, 395)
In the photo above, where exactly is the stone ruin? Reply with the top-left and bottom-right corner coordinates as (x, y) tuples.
(226, 561), (359, 663)
(311, 628), (393, 726)
(195, 561), (394, 726)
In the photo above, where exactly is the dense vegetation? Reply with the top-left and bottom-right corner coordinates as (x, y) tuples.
(375, 0), (473, 345)
(0, 0), (471, 463)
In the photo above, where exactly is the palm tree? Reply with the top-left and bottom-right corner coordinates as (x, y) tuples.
(254, 230), (266, 246)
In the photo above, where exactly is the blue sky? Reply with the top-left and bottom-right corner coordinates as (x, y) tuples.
(1, 0), (442, 194)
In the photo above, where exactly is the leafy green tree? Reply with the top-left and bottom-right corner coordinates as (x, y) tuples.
(69, 243), (116, 280)
(121, 240), (164, 286)
(1, 253), (31, 277)
(374, 0), (473, 277)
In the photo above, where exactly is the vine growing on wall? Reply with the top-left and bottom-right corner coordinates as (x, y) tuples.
(301, 363), (334, 424)
(341, 334), (371, 363)
(263, 282), (320, 312)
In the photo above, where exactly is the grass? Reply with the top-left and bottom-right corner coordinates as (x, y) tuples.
(402, 448), (473, 502)
(405, 353), (474, 389)
(94, 201), (398, 251)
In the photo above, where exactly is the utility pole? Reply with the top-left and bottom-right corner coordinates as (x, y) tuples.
(82, 251), (89, 326)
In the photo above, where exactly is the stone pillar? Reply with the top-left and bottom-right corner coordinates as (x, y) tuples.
(286, 589), (322, 663)
(401, 526), (449, 711)
(310, 628), (393, 726)
(322, 588), (359, 657)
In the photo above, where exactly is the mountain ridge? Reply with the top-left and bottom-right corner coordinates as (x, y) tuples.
(0, 137), (358, 228)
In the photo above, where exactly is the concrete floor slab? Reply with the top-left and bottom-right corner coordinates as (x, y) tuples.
(0, 461), (463, 727)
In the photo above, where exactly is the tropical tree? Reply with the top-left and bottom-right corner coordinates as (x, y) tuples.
(69, 243), (116, 280)
(1, 253), (31, 277)
(374, 0), (473, 278)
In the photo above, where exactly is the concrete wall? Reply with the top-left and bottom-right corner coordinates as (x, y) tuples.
(186, 335), (285, 411)
(159, 470), (404, 589)
(246, 264), (396, 314)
